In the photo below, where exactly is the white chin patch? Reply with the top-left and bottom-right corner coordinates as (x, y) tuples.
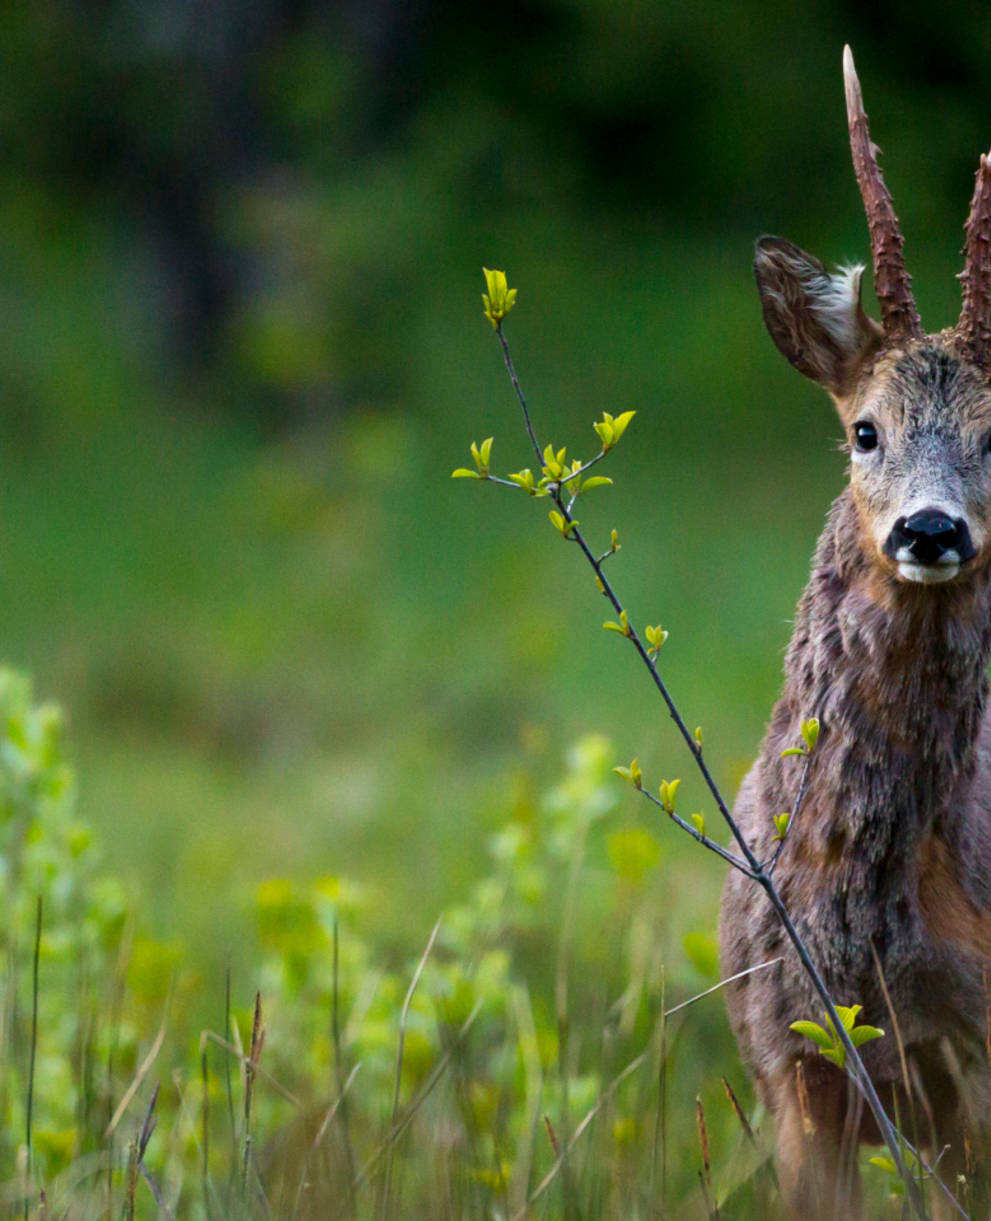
(896, 561), (960, 584)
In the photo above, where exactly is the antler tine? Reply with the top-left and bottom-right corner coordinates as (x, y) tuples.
(843, 45), (922, 343)
(958, 151), (991, 368)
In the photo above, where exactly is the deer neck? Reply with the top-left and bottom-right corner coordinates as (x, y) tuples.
(781, 488), (991, 866)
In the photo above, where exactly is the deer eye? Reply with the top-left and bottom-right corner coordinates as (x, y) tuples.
(853, 421), (878, 452)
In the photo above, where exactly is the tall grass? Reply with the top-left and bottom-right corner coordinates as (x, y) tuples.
(0, 673), (909, 1218)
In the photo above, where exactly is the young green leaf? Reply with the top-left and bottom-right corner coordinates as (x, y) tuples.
(609, 410), (636, 444)
(593, 415), (614, 448)
(541, 443), (566, 480)
(612, 758), (643, 789)
(482, 268), (517, 329)
(849, 1023), (885, 1048)
(469, 437), (494, 476)
(645, 624), (669, 657)
(868, 1151), (916, 1196)
(801, 717), (820, 752)
(610, 529), (620, 553)
(580, 476), (613, 493)
(772, 811), (790, 842)
(593, 410), (636, 451)
(603, 609), (630, 636)
(452, 468), (481, 479)
(780, 746), (806, 758)
(694, 726), (703, 747)
(508, 469), (536, 494)
(690, 811), (705, 836)
(834, 1004), (862, 1032)
(791, 1004), (884, 1071)
(549, 510), (577, 537)
(788, 1020), (833, 1051)
(658, 778), (681, 814)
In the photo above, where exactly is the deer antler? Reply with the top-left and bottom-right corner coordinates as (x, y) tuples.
(958, 151), (991, 369)
(843, 45), (922, 344)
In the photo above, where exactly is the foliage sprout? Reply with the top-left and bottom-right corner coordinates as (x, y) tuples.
(790, 1004), (885, 1071)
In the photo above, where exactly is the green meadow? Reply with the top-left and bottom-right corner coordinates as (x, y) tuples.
(0, 4), (985, 1214)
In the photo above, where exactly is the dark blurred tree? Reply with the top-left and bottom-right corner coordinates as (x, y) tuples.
(2, 0), (990, 428)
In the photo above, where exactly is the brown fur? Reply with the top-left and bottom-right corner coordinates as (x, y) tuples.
(919, 832), (991, 961)
(721, 337), (991, 1216)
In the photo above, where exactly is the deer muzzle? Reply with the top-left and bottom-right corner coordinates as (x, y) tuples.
(883, 507), (977, 583)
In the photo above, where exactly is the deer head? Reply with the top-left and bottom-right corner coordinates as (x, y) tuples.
(755, 47), (991, 587)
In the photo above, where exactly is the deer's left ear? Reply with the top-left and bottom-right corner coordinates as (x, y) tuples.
(754, 236), (882, 396)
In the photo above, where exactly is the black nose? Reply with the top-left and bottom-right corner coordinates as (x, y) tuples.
(885, 509), (976, 566)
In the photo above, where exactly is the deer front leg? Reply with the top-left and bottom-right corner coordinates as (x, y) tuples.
(771, 1061), (864, 1221)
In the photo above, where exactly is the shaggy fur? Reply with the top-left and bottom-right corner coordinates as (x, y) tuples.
(721, 329), (991, 1216)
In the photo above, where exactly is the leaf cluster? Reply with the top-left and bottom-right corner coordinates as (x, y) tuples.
(789, 1004), (884, 1070)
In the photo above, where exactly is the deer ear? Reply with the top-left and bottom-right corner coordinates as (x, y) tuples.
(754, 236), (881, 395)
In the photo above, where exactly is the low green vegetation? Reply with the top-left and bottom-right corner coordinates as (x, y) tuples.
(1, 668), (914, 1218)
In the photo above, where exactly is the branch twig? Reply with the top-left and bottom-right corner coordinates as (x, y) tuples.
(766, 749), (815, 874)
(485, 316), (932, 1220)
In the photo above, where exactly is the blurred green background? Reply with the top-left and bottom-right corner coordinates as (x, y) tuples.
(2, 2), (988, 979)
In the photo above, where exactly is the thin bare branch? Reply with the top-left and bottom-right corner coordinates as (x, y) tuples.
(639, 788), (756, 876)
(487, 315), (930, 1218)
(767, 748), (816, 874)
(497, 327), (542, 464)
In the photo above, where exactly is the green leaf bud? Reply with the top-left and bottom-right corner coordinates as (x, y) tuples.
(549, 510), (577, 537)
(645, 624), (669, 657)
(658, 777), (681, 813)
(593, 410), (636, 450)
(481, 268), (518, 329)
(602, 609), (630, 635)
(541, 443), (567, 480)
(801, 717), (820, 752)
(612, 758), (643, 789)
(790, 1004), (884, 1071)
(610, 410), (636, 442)
(469, 437), (494, 475)
(508, 468), (536, 494)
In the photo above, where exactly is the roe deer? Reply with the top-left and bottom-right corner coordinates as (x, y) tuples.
(720, 47), (991, 1219)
